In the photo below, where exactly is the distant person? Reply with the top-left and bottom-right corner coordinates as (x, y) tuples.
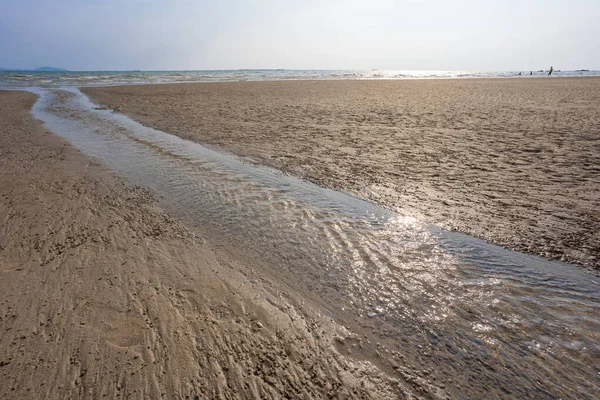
(530, 71), (533, 75)
(548, 66), (553, 76)
(518, 72), (522, 76)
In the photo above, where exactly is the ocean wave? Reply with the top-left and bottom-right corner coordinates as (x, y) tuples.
(2, 69), (599, 88)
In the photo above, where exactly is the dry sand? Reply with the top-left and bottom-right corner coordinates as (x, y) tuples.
(84, 78), (600, 268)
(0, 91), (406, 399)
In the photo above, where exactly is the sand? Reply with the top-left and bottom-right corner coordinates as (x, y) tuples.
(83, 78), (600, 268)
(0, 91), (406, 399)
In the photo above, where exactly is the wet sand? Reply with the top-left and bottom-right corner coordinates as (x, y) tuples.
(84, 78), (600, 268)
(0, 91), (402, 399)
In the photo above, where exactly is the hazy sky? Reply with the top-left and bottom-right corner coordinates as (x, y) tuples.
(1, 0), (599, 71)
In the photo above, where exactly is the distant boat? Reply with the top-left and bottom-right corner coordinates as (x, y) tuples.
(575, 69), (590, 72)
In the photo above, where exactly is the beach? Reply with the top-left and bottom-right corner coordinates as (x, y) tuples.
(2, 78), (600, 400)
(83, 78), (600, 268)
(0, 91), (401, 399)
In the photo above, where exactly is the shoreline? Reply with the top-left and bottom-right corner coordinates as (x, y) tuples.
(3, 72), (600, 92)
(83, 78), (600, 268)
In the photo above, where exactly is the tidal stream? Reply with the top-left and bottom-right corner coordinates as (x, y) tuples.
(30, 88), (599, 399)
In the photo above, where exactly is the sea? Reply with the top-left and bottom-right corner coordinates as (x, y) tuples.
(1, 68), (599, 87)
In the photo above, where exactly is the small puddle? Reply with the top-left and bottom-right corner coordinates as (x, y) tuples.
(30, 88), (600, 398)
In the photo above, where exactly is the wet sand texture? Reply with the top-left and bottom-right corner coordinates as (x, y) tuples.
(84, 78), (600, 268)
(0, 91), (403, 398)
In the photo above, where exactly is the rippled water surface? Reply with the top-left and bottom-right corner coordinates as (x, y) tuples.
(31, 88), (600, 399)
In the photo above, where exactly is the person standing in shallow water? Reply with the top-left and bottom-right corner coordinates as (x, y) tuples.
(548, 66), (554, 75)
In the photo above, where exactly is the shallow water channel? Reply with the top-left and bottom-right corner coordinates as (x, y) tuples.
(31, 88), (599, 399)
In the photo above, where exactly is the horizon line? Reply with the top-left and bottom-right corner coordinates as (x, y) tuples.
(1, 67), (598, 72)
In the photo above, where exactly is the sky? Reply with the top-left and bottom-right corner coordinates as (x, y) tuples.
(1, 0), (599, 71)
